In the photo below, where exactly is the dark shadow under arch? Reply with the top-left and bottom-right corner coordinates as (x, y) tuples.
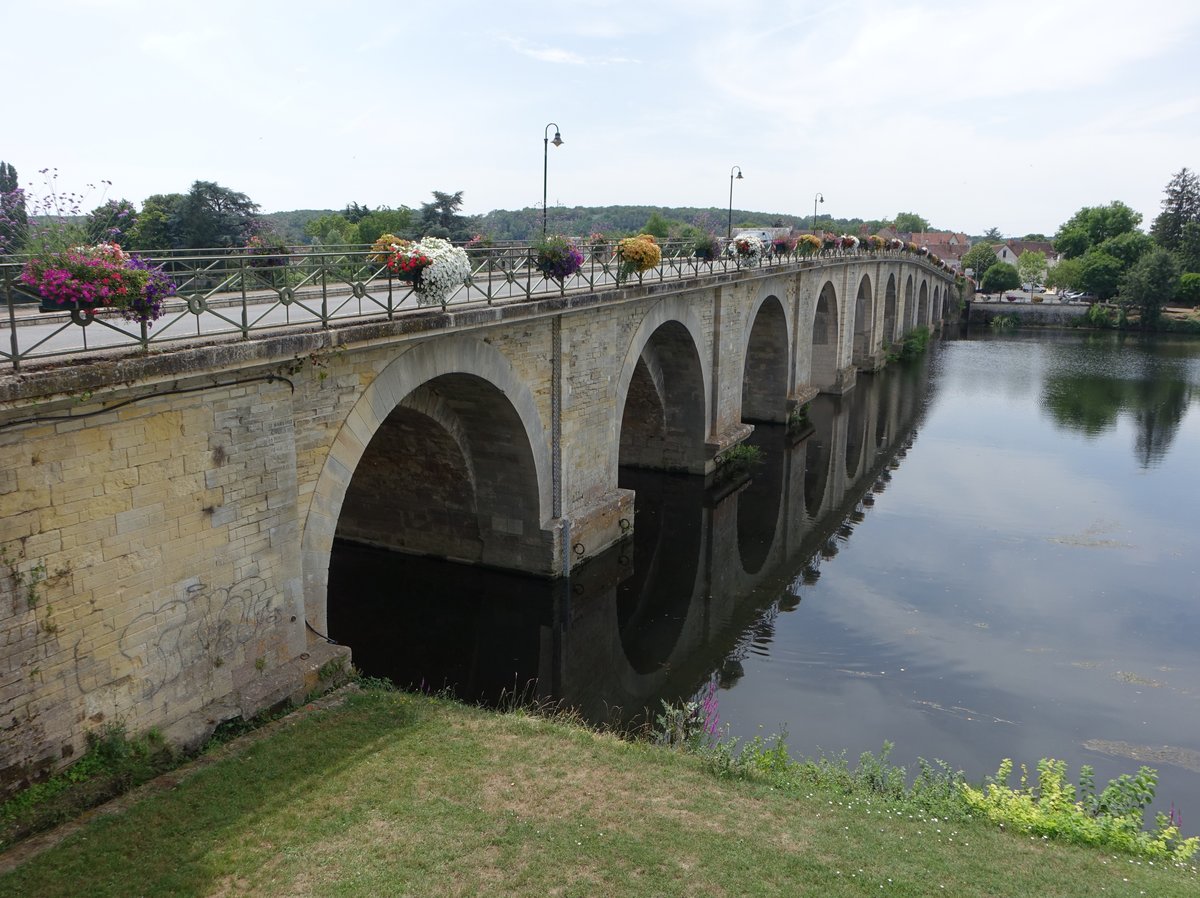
(742, 295), (790, 423)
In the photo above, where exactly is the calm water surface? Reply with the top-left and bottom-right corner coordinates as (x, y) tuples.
(330, 330), (1200, 829)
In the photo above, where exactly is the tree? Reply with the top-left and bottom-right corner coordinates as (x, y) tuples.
(983, 226), (1004, 241)
(178, 181), (259, 248)
(1176, 272), (1200, 306)
(1118, 247), (1178, 327)
(1176, 221), (1200, 273)
(358, 208), (415, 245)
(1017, 250), (1047, 287)
(0, 160), (28, 254)
(1053, 227), (1091, 259)
(1150, 167), (1200, 251)
(419, 190), (468, 239)
(342, 202), (371, 224)
(642, 211), (672, 239)
(893, 211), (930, 233)
(1096, 230), (1153, 268)
(1046, 257), (1082, 291)
(304, 213), (360, 246)
(960, 241), (1000, 280)
(126, 193), (185, 251)
(1054, 202), (1142, 258)
(1020, 233), (1048, 241)
(1077, 251), (1124, 300)
(980, 261), (1020, 293)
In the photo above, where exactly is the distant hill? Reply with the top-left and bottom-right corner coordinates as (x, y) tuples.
(260, 209), (336, 244)
(260, 205), (891, 244)
(472, 205), (886, 241)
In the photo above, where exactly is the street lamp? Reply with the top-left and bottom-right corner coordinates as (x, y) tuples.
(543, 123), (563, 238)
(727, 165), (743, 239)
(812, 192), (824, 233)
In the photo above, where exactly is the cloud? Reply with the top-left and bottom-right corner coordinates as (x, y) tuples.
(504, 36), (638, 66)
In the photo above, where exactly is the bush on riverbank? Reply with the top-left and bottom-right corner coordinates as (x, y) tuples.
(887, 326), (931, 362)
(654, 697), (1198, 865)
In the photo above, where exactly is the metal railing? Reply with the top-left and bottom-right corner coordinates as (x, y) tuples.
(1, 241), (947, 372)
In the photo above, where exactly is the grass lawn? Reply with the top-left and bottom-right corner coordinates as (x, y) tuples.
(0, 688), (1196, 897)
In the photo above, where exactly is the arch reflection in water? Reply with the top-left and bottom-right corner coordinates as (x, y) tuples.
(327, 359), (933, 729)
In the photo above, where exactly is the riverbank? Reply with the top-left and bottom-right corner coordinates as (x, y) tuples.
(1, 687), (1195, 897)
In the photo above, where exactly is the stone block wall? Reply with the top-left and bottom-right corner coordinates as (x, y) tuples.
(0, 370), (311, 792)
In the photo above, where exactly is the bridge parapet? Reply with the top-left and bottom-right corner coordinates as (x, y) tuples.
(1, 241), (956, 373)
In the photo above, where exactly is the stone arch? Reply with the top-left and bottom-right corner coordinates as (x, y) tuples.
(851, 273), (875, 367)
(804, 394), (837, 518)
(904, 275), (915, 333)
(883, 273), (897, 347)
(810, 280), (840, 391)
(741, 293), (790, 423)
(917, 281), (929, 327)
(301, 336), (553, 631)
(843, 385), (868, 480)
(933, 285), (944, 323)
(613, 471), (706, 675)
(616, 298), (711, 474)
(736, 435), (783, 576)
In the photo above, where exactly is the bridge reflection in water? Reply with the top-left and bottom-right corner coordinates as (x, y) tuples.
(328, 357), (933, 727)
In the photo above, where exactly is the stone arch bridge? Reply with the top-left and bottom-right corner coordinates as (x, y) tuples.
(0, 253), (952, 788)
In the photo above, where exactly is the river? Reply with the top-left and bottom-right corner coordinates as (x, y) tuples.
(329, 329), (1200, 830)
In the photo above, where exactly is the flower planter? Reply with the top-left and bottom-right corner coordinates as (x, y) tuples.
(38, 296), (102, 314)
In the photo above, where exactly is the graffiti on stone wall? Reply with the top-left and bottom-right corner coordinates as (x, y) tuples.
(119, 577), (280, 699)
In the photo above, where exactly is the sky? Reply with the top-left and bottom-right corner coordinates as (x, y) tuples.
(6, 0), (1200, 238)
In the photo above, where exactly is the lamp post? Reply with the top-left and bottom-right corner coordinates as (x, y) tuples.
(727, 165), (743, 239)
(812, 192), (824, 233)
(543, 123), (563, 238)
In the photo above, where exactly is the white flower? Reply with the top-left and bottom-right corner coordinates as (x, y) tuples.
(725, 234), (765, 264)
(410, 237), (470, 306)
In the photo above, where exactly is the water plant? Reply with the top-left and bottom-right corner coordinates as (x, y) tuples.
(716, 443), (763, 472)
(961, 758), (1198, 862)
(886, 325), (931, 362)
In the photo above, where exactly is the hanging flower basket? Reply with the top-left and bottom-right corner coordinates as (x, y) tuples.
(772, 234), (797, 255)
(533, 235), (584, 282)
(726, 234), (765, 265)
(386, 236), (470, 306)
(692, 234), (721, 261)
(23, 243), (174, 325)
(617, 234), (661, 279)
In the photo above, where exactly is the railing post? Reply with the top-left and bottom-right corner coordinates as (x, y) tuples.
(4, 267), (20, 373)
(320, 255), (330, 327)
(239, 257), (250, 339)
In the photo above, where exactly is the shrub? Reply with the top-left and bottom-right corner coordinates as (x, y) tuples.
(1176, 271), (1200, 306)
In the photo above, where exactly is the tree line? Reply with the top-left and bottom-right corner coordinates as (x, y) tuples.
(961, 168), (1200, 327)
(0, 161), (945, 259)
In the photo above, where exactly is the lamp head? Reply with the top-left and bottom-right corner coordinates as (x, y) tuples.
(552, 131), (563, 147)
(735, 170), (743, 180)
